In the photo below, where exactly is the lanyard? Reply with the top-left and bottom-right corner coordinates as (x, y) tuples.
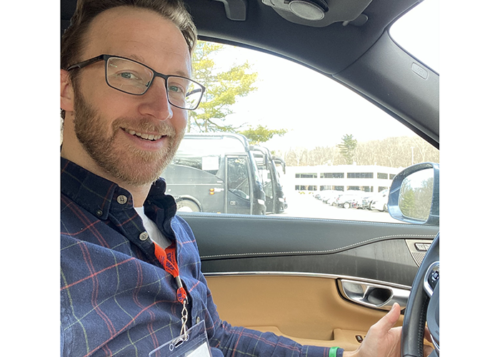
(154, 242), (188, 303)
(154, 242), (189, 339)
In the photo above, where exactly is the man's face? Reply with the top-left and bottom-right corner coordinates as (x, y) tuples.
(62, 6), (191, 186)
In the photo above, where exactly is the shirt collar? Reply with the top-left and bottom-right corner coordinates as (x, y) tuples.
(60, 157), (172, 221)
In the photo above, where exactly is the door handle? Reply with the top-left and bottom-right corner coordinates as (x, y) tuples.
(339, 279), (410, 311)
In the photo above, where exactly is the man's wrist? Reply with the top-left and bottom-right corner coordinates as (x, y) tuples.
(340, 349), (358, 357)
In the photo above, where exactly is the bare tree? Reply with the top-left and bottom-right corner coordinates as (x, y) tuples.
(277, 136), (438, 168)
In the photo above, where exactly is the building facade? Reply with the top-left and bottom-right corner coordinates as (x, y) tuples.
(282, 165), (403, 194)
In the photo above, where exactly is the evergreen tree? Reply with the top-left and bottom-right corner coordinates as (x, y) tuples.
(337, 134), (358, 164)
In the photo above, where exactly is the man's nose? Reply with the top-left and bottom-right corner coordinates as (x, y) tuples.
(138, 77), (174, 120)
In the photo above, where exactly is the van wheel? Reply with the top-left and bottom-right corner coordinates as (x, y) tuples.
(177, 200), (200, 212)
(343, 202), (350, 209)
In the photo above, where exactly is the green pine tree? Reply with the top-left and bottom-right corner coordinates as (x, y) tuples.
(337, 134), (358, 164)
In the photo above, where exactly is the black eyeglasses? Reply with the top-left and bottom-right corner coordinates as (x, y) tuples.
(67, 54), (205, 110)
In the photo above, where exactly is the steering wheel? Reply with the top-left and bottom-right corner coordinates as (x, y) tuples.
(401, 233), (440, 357)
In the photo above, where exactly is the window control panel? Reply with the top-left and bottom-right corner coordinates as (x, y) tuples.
(405, 239), (434, 266)
(415, 243), (431, 251)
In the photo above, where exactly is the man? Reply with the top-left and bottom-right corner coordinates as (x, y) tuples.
(60, 0), (431, 356)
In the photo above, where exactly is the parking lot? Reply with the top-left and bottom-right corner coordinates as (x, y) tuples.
(272, 192), (401, 223)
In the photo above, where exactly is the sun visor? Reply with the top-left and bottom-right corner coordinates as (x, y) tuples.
(261, 0), (371, 27)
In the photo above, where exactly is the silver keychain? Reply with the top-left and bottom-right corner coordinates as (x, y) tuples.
(179, 300), (189, 342)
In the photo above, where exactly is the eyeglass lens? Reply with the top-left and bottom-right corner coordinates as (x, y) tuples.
(106, 57), (203, 110)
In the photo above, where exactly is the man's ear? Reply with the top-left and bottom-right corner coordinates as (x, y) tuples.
(61, 69), (75, 112)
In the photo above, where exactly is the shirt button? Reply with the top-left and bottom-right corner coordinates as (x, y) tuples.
(96, 209), (103, 217)
(139, 231), (149, 241)
(196, 317), (201, 324)
(117, 195), (128, 204)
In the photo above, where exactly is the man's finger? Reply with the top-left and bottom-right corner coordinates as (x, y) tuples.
(423, 344), (435, 357)
(373, 303), (401, 332)
(424, 326), (432, 343)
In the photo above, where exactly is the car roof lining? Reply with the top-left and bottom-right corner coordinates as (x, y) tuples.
(61, 0), (420, 75)
(186, 0), (388, 75)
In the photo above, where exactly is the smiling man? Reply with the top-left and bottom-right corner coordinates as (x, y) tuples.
(60, 3), (197, 204)
(60, 1), (429, 356)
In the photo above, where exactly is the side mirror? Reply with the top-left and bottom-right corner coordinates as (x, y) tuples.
(388, 162), (439, 226)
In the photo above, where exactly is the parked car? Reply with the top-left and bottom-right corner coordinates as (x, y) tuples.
(317, 190), (339, 204)
(320, 190), (336, 203)
(327, 191), (344, 206)
(370, 189), (389, 212)
(337, 191), (365, 209)
(354, 192), (375, 209)
(359, 193), (376, 209)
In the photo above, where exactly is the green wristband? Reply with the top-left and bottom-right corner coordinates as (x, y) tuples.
(329, 347), (339, 357)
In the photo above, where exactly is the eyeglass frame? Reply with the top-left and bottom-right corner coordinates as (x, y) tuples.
(66, 54), (205, 110)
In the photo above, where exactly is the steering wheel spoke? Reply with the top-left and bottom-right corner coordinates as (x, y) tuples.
(424, 261), (440, 298)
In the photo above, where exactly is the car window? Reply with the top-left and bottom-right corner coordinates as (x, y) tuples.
(165, 15), (439, 223)
(390, 0), (439, 72)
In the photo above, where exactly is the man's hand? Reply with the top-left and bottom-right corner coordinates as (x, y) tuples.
(343, 303), (434, 357)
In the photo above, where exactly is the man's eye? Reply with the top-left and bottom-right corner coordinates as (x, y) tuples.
(119, 72), (140, 80)
(168, 85), (185, 94)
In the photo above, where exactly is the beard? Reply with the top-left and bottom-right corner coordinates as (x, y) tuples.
(72, 85), (184, 186)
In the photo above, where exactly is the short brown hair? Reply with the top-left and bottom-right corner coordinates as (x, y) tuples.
(60, 0), (197, 119)
(61, 0), (197, 70)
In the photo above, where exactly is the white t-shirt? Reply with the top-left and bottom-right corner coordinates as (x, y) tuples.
(135, 206), (172, 249)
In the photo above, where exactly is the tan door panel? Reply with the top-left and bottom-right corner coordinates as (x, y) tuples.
(206, 274), (405, 350)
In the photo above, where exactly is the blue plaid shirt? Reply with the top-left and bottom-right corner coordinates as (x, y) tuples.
(60, 158), (337, 357)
